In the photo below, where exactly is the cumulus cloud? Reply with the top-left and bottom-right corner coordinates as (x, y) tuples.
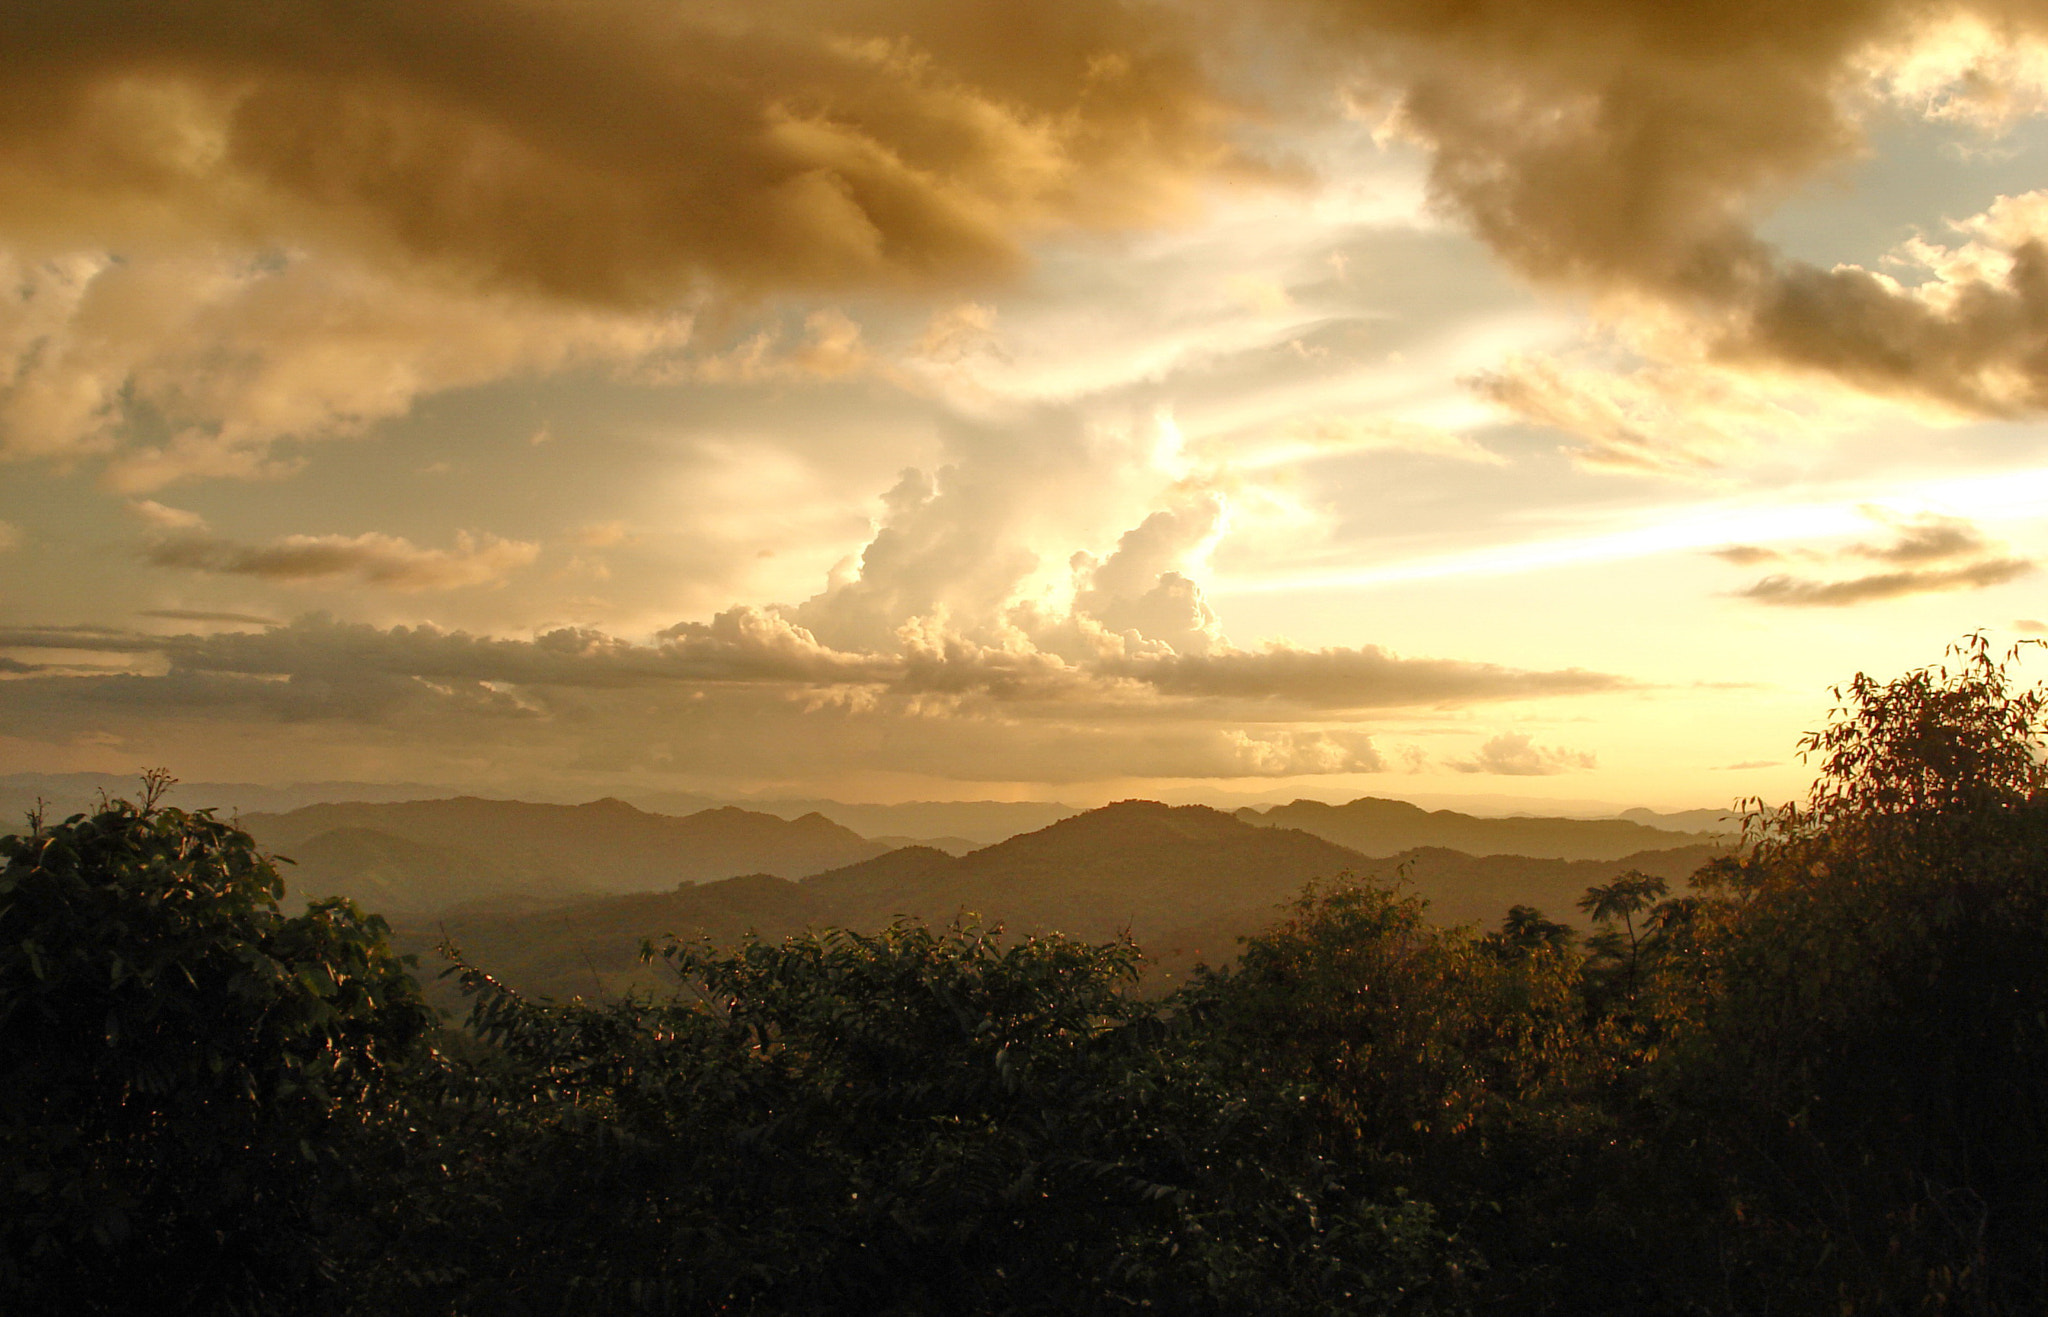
(1225, 728), (1384, 775)
(1301, 1), (2048, 420)
(0, 589), (1621, 781)
(1726, 511), (2035, 607)
(142, 528), (540, 591)
(1070, 495), (1229, 657)
(1451, 731), (1597, 777)
(0, 250), (693, 483)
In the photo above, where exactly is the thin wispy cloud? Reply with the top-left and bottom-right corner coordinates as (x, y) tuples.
(1725, 511), (2036, 608)
(142, 530), (540, 592)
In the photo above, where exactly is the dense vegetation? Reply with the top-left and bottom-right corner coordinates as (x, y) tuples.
(4, 639), (2046, 1314)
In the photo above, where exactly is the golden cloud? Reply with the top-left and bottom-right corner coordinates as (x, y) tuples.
(0, 0), (1248, 304)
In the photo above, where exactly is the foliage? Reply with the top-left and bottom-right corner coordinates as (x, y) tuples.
(1666, 636), (2048, 1313)
(1577, 870), (1668, 1002)
(0, 774), (435, 1314)
(364, 916), (1470, 1315)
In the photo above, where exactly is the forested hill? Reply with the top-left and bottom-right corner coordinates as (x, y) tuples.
(416, 800), (1720, 1000)
(1241, 795), (1729, 859)
(243, 797), (888, 908)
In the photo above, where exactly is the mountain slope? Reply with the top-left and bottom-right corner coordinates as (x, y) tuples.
(804, 800), (1367, 943)
(276, 826), (522, 913)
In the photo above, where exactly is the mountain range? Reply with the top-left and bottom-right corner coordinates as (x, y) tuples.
(0, 779), (1735, 1005)
(409, 800), (1725, 1004)
(241, 797), (891, 910)
(1238, 796), (1729, 859)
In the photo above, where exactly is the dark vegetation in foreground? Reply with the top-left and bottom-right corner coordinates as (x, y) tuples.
(5, 640), (2048, 1315)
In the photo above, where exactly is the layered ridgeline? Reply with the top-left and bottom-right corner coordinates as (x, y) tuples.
(241, 797), (892, 911)
(417, 801), (1722, 1001)
(1238, 796), (1733, 859)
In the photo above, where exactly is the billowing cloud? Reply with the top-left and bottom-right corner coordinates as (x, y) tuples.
(1225, 728), (1384, 775)
(1726, 511), (2035, 606)
(1300, 2), (2048, 421)
(0, 250), (692, 483)
(142, 528), (540, 591)
(0, 569), (1620, 781)
(1451, 731), (1597, 777)
(1070, 495), (1229, 657)
(12, 0), (2048, 498)
(0, 0), (1246, 306)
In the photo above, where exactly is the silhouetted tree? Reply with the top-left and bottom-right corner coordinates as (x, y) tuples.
(0, 773), (434, 1314)
(1577, 870), (1667, 999)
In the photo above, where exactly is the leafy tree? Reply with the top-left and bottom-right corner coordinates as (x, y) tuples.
(0, 774), (435, 1314)
(1485, 903), (1577, 960)
(1577, 870), (1668, 1000)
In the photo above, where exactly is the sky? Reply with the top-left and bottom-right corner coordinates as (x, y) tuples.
(4, 0), (2048, 812)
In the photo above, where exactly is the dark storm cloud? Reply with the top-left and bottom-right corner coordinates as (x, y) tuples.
(6, 0), (2048, 442)
(0, 0), (1248, 304)
(1293, 0), (2048, 416)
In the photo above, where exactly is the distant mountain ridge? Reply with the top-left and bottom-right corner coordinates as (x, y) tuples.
(417, 800), (1728, 1002)
(1620, 806), (1744, 834)
(242, 796), (890, 909)
(1240, 796), (1726, 860)
(0, 773), (485, 825)
(628, 795), (1080, 846)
